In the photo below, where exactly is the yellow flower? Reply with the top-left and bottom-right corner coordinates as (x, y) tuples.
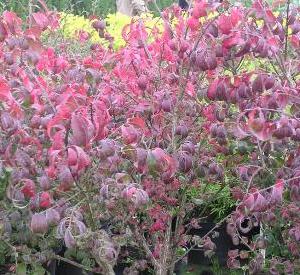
(58, 12), (164, 50)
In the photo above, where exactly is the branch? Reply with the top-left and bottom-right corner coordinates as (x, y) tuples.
(130, 224), (158, 268)
(284, 0), (291, 60)
(53, 255), (101, 274)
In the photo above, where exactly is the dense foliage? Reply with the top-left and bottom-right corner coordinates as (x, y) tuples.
(0, 0), (174, 19)
(1, 0), (300, 274)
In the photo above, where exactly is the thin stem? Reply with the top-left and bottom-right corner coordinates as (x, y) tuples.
(284, 0), (291, 60)
(130, 224), (159, 268)
(53, 255), (100, 274)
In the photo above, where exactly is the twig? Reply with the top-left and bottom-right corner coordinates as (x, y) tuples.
(284, 0), (291, 60)
(53, 255), (100, 274)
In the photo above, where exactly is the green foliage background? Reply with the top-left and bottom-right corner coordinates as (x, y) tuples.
(1, 0), (299, 20)
(0, 0), (175, 19)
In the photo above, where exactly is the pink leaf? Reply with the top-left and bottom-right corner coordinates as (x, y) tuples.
(218, 8), (241, 35)
(270, 180), (284, 204)
(71, 113), (90, 147)
(31, 12), (49, 30)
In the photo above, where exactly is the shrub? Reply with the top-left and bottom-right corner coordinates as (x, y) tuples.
(1, 1), (300, 274)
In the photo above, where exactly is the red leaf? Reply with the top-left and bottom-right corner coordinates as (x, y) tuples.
(71, 113), (90, 147)
(67, 146), (90, 173)
(218, 8), (241, 35)
(248, 109), (275, 141)
(223, 33), (244, 49)
(121, 125), (139, 144)
(270, 180), (284, 204)
(3, 11), (22, 34)
(253, 193), (267, 211)
(21, 179), (36, 198)
(128, 116), (147, 131)
(207, 79), (219, 100)
(40, 192), (52, 208)
(31, 12), (49, 30)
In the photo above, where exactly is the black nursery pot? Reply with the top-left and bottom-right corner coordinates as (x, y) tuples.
(55, 261), (93, 275)
(187, 216), (260, 268)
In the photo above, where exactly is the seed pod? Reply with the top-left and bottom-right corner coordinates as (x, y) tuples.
(264, 75), (275, 90)
(175, 125), (189, 138)
(46, 208), (60, 225)
(3, 53), (14, 65)
(208, 162), (218, 175)
(30, 115), (41, 128)
(206, 52), (217, 70)
(195, 52), (208, 71)
(226, 222), (236, 236)
(235, 41), (251, 57)
(232, 234), (240, 245)
(64, 228), (76, 248)
(196, 163), (207, 178)
(134, 189), (149, 206)
(237, 83), (250, 99)
(137, 75), (148, 91)
(273, 127), (285, 139)
(210, 124), (218, 138)
(182, 141), (195, 155)
(256, 237), (267, 249)
(58, 166), (74, 190)
(161, 98), (172, 112)
(291, 22), (300, 34)
(104, 245), (118, 263)
(0, 22), (8, 42)
(267, 97), (279, 109)
(215, 81), (227, 101)
(178, 152), (193, 173)
(38, 175), (51, 190)
(98, 139), (115, 159)
(30, 213), (48, 234)
(283, 125), (293, 137)
(292, 128), (300, 141)
(250, 118), (264, 133)
(217, 137), (227, 146)
(20, 38), (29, 50)
(216, 125), (226, 139)
(252, 75), (264, 93)
(27, 51), (40, 65)
(9, 211), (21, 223)
(215, 44), (223, 57)
(1, 111), (16, 131)
(288, 9), (297, 25)
(207, 23), (218, 38)
(92, 20), (106, 30)
(215, 109), (226, 122)
(6, 37), (18, 50)
(168, 39), (177, 51)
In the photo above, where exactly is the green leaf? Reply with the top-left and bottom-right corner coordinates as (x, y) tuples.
(32, 264), (46, 275)
(16, 263), (27, 275)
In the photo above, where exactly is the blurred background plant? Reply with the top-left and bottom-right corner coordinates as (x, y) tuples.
(0, 0), (174, 19)
(1, 0), (300, 19)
